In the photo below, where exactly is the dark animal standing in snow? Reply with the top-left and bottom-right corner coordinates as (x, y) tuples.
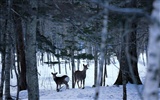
(74, 64), (88, 89)
(51, 72), (69, 92)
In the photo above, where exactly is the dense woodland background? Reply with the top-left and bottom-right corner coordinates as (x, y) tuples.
(0, 0), (160, 100)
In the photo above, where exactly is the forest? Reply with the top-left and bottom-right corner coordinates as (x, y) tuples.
(0, 0), (160, 100)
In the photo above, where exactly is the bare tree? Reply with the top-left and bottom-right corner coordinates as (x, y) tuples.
(143, 0), (160, 100)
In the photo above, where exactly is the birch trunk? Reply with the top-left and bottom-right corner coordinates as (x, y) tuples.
(25, 0), (39, 99)
(143, 0), (160, 100)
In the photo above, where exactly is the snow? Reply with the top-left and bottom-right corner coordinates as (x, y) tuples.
(8, 54), (147, 100)
(13, 84), (143, 100)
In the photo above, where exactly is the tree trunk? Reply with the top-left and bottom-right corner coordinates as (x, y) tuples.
(65, 60), (67, 74)
(4, 0), (12, 99)
(122, 72), (127, 100)
(143, 0), (160, 100)
(13, 8), (27, 90)
(114, 21), (128, 85)
(121, 36), (127, 100)
(71, 48), (75, 88)
(5, 35), (12, 100)
(57, 50), (61, 74)
(0, 52), (5, 99)
(95, 3), (108, 99)
(127, 20), (142, 84)
(114, 19), (142, 85)
(0, 22), (6, 99)
(25, 0), (39, 99)
(77, 51), (80, 70)
(103, 58), (107, 86)
(93, 45), (98, 87)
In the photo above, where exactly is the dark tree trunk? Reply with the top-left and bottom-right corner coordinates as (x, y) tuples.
(127, 0), (142, 85)
(4, 0), (13, 99)
(65, 60), (67, 74)
(5, 38), (12, 100)
(114, 20), (142, 85)
(77, 52), (80, 70)
(121, 36), (127, 100)
(71, 48), (75, 88)
(70, 33), (75, 88)
(114, 70), (123, 85)
(56, 50), (61, 74)
(114, 0), (142, 85)
(14, 11), (27, 91)
(103, 58), (107, 86)
(114, 21), (128, 85)
(127, 20), (142, 84)
(93, 45), (98, 87)
(57, 56), (61, 74)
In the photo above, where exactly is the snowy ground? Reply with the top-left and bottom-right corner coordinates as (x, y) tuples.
(8, 54), (147, 100)
(14, 84), (143, 100)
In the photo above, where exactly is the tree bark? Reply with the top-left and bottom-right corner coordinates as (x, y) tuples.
(93, 45), (98, 87)
(25, 0), (39, 99)
(71, 48), (75, 88)
(0, 22), (6, 99)
(114, 21), (128, 85)
(13, 9), (27, 91)
(103, 58), (107, 86)
(4, 0), (12, 99)
(127, 20), (142, 84)
(0, 52), (5, 99)
(143, 0), (160, 100)
(5, 32), (12, 100)
(114, 17), (142, 85)
(121, 35), (127, 100)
